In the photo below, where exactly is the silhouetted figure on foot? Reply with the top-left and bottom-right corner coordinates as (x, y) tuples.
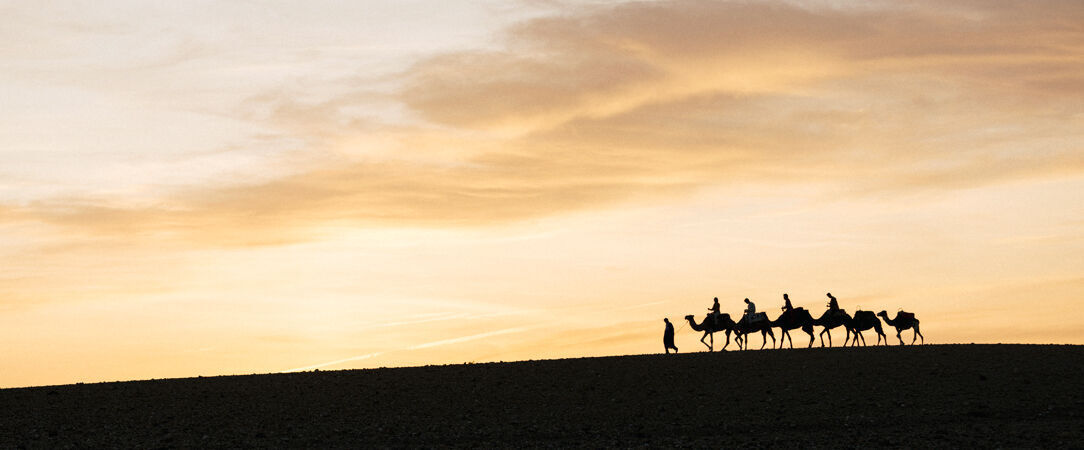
(663, 318), (679, 354)
(781, 293), (794, 312)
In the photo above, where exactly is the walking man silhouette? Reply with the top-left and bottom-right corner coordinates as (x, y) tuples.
(663, 318), (679, 354)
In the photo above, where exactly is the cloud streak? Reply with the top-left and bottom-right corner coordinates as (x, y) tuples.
(2, 0), (1082, 247)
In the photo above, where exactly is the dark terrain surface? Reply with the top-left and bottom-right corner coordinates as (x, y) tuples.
(1, 344), (1081, 448)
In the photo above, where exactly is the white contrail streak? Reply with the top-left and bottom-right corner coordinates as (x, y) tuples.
(408, 327), (530, 350)
(281, 352), (384, 373)
(280, 327), (530, 373)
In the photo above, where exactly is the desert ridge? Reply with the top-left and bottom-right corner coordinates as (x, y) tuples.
(1, 344), (1080, 447)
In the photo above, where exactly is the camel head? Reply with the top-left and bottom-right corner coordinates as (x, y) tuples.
(684, 314), (695, 322)
(877, 310), (888, 318)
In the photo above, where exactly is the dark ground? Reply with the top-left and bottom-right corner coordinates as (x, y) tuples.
(1, 344), (1081, 448)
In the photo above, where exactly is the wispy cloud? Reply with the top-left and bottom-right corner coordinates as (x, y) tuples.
(408, 327), (531, 350)
(2, 0), (1079, 248)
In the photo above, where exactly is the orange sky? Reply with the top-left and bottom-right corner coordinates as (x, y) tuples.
(1, 0), (1082, 388)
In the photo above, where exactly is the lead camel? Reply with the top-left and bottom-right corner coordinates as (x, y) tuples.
(684, 314), (736, 352)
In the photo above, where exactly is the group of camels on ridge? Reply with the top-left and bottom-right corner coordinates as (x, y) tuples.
(681, 296), (924, 351)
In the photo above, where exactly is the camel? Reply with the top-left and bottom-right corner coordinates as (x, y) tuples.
(734, 313), (777, 350)
(684, 314), (735, 352)
(769, 308), (815, 349)
(847, 310), (887, 346)
(812, 309), (853, 347)
(878, 310), (923, 345)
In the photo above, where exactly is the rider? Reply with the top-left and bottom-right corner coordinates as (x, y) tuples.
(826, 292), (840, 315)
(743, 298), (757, 324)
(708, 297), (721, 325)
(781, 293), (793, 313)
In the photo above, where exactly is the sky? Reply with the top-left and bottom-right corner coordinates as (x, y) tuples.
(1, 0), (1081, 388)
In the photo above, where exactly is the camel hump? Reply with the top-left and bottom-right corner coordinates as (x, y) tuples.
(854, 310), (875, 320)
(898, 311), (916, 323)
(751, 312), (768, 323)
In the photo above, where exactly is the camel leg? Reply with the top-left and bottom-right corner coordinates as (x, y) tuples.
(896, 330), (904, 346)
(915, 322), (923, 344)
(723, 331), (731, 351)
(818, 329), (826, 347)
(768, 329), (776, 349)
(710, 332), (714, 352)
(700, 332), (712, 351)
(804, 326), (814, 348)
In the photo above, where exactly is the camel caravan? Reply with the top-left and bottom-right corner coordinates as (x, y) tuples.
(664, 293), (923, 353)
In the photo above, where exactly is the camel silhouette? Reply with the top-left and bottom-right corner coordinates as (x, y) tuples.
(812, 309), (853, 347)
(878, 310), (923, 345)
(734, 313), (777, 350)
(847, 310), (887, 346)
(684, 314), (735, 352)
(769, 307), (815, 349)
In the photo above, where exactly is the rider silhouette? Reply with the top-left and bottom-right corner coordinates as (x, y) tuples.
(663, 318), (678, 354)
(743, 298), (757, 324)
(708, 297), (721, 325)
(781, 293), (793, 312)
(826, 292), (840, 315)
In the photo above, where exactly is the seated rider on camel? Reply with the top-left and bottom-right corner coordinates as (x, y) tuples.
(826, 292), (841, 316)
(743, 298), (757, 324)
(708, 297), (721, 325)
(781, 293), (793, 312)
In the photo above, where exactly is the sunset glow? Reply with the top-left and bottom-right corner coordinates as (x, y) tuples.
(2, 0), (1082, 387)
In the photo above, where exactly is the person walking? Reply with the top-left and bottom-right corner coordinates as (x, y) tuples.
(663, 318), (679, 354)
